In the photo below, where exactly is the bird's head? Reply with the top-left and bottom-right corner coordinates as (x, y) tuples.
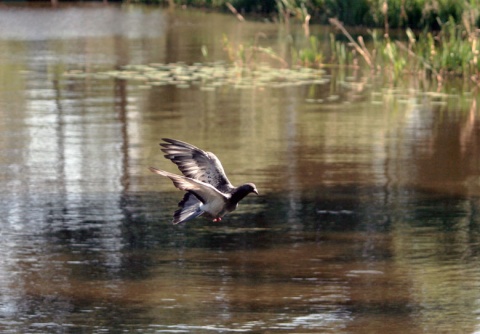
(246, 183), (259, 195)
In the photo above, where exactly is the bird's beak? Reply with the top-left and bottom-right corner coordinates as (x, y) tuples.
(253, 189), (259, 195)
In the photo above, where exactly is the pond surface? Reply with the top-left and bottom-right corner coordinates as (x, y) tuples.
(0, 4), (480, 333)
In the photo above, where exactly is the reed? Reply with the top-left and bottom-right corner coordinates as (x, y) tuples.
(217, 0), (479, 86)
(289, 7), (479, 84)
(133, 0), (478, 31)
(222, 34), (288, 68)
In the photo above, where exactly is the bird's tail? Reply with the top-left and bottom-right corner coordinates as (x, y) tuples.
(149, 167), (204, 224)
(173, 193), (204, 224)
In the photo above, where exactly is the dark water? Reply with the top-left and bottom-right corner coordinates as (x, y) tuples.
(1, 4), (480, 333)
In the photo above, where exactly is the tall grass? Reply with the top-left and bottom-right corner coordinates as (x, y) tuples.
(289, 4), (479, 84)
(208, 0), (480, 84)
(287, 0), (478, 29)
(141, 0), (478, 30)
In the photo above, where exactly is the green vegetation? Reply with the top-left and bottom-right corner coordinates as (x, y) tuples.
(220, 1), (479, 85)
(296, 10), (479, 83)
(128, 0), (479, 85)
(312, 0), (471, 29)
(154, 0), (479, 30)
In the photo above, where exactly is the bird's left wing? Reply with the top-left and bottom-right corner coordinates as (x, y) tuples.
(148, 167), (227, 205)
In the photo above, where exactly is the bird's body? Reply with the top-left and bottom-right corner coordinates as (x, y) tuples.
(149, 138), (258, 224)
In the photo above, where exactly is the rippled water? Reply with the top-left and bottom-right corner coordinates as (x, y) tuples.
(0, 4), (479, 333)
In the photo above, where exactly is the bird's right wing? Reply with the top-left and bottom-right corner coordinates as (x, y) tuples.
(160, 138), (233, 190)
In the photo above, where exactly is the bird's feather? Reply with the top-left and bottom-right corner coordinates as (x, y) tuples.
(173, 193), (204, 224)
(150, 139), (258, 224)
(148, 166), (227, 208)
(160, 138), (233, 191)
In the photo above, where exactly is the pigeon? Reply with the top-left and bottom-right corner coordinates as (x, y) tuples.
(149, 138), (258, 224)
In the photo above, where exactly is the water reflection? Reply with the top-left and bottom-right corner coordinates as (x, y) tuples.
(0, 4), (479, 333)
(0, 6), (166, 40)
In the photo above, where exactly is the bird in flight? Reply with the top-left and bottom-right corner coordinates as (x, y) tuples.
(149, 138), (258, 224)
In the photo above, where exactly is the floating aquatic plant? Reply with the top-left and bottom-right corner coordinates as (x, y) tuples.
(63, 62), (328, 91)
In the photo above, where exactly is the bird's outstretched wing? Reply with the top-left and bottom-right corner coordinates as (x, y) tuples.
(148, 167), (227, 205)
(160, 138), (233, 191)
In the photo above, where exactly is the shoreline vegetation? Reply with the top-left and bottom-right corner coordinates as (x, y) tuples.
(140, 0), (479, 30)
(153, 0), (480, 86)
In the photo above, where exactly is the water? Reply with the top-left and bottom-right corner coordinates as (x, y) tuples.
(0, 4), (479, 333)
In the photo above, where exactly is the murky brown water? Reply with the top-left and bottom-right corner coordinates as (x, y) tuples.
(0, 4), (480, 333)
